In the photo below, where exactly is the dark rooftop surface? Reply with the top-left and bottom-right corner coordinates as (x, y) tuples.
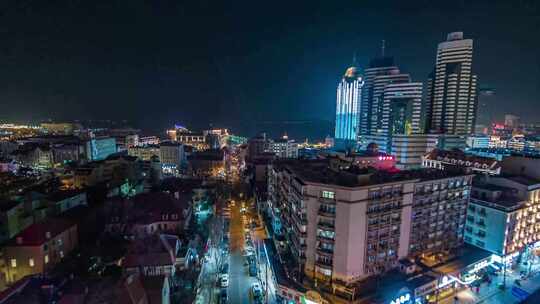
(47, 189), (85, 202)
(0, 200), (21, 212)
(275, 159), (471, 188)
(432, 244), (492, 275)
(8, 218), (75, 246)
(471, 183), (524, 209)
(503, 175), (540, 186)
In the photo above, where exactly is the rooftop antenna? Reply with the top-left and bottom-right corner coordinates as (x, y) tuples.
(352, 52), (357, 66)
(381, 40), (386, 57)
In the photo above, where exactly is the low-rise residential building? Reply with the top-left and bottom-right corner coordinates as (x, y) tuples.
(176, 132), (207, 150)
(267, 159), (472, 298)
(123, 234), (187, 277)
(466, 134), (490, 149)
(159, 142), (185, 175)
(267, 137), (299, 159)
(85, 136), (117, 161)
(117, 273), (171, 304)
(105, 192), (192, 238)
(73, 155), (144, 188)
(45, 190), (87, 215)
(138, 136), (160, 146)
(422, 149), (501, 175)
(1, 218), (78, 284)
(11, 143), (53, 168)
(128, 144), (160, 161)
(0, 200), (32, 244)
(187, 149), (224, 179)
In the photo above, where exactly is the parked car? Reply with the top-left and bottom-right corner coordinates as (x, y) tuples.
(252, 282), (262, 298)
(249, 263), (258, 277)
(220, 288), (228, 304)
(220, 274), (229, 288)
(221, 263), (229, 274)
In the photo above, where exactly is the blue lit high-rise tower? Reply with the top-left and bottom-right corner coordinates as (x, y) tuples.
(334, 61), (364, 146)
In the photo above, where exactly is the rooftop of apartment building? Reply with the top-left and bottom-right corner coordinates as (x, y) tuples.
(275, 159), (470, 188)
(425, 148), (498, 167)
(159, 141), (182, 147)
(123, 234), (179, 268)
(471, 177), (533, 210)
(0, 199), (21, 212)
(47, 189), (85, 202)
(502, 174), (540, 186)
(159, 177), (212, 193)
(10, 143), (51, 155)
(8, 218), (75, 246)
(106, 192), (191, 226)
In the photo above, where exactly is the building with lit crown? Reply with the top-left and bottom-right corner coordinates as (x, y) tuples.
(335, 63), (364, 146)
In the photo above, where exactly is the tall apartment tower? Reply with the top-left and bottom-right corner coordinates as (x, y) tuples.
(426, 32), (478, 135)
(335, 63), (364, 144)
(359, 57), (410, 136)
(380, 82), (423, 136)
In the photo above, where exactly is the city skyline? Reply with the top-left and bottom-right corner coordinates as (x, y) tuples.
(0, 1), (539, 138)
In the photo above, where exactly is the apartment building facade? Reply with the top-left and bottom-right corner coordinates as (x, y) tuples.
(465, 176), (540, 257)
(268, 159), (472, 295)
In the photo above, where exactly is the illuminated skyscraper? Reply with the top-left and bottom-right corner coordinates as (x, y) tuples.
(359, 57), (410, 136)
(334, 63), (364, 143)
(426, 32), (478, 135)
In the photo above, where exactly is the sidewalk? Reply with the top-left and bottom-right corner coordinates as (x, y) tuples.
(194, 247), (220, 304)
(439, 263), (540, 304)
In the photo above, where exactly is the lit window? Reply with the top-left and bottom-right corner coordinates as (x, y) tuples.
(322, 191), (335, 199)
(44, 255), (49, 264)
(29, 258), (35, 267)
(10, 259), (16, 268)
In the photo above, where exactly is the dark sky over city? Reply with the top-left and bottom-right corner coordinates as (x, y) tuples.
(1, 0), (539, 138)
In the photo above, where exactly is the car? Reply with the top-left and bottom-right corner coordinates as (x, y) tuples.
(221, 263), (229, 274)
(220, 288), (228, 303)
(220, 274), (229, 288)
(249, 263), (258, 276)
(251, 282), (262, 298)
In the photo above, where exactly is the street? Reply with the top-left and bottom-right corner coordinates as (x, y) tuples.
(438, 260), (540, 304)
(227, 200), (256, 304)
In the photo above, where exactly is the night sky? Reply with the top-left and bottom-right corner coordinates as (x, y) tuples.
(1, 0), (539, 138)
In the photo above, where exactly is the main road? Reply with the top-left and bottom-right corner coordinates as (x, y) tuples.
(226, 200), (259, 303)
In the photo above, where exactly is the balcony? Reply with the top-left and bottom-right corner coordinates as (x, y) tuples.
(291, 222), (307, 237)
(315, 259), (333, 268)
(318, 234), (335, 243)
(318, 221), (335, 230)
(316, 247), (334, 256)
(291, 212), (307, 226)
(318, 207), (336, 218)
(319, 197), (336, 204)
